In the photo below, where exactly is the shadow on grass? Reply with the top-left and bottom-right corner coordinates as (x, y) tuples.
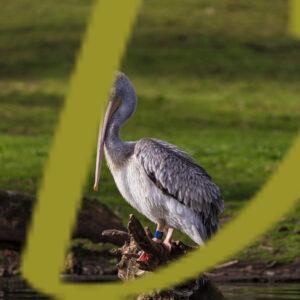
(124, 34), (300, 81)
(1, 22), (300, 81)
(0, 24), (83, 79)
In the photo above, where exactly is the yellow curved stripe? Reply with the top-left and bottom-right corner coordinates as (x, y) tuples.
(21, 0), (142, 298)
(290, 0), (300, 38)
(21, 1), (300, 299)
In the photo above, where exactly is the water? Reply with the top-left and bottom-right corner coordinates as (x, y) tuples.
(1, 279), (300, 299)
(220, 283), (300, 300)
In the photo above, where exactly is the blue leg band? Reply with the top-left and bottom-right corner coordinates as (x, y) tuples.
(154, 230), (164, 239)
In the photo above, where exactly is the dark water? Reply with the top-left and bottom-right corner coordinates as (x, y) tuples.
(220, 283), (300, 300)
(1, 280), (300, 299)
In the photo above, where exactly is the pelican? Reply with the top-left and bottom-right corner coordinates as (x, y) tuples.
(94, 72), (224, 253)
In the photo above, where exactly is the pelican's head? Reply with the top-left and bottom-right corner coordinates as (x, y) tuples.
(93, 72), (137, 192)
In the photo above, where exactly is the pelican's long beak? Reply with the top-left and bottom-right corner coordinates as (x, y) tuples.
(93, 99), (118, 192)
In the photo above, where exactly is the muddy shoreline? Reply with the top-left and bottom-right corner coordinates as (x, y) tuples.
(1, 259), (300, 286)
(1, 246), (300, 285)
(208, 259), (300, 283)
(1, 260), (300, 299)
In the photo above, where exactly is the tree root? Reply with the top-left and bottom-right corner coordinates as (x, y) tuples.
(102, 214), (225, 300)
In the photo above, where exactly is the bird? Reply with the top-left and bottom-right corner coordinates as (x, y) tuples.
(93, 72), (224, 254)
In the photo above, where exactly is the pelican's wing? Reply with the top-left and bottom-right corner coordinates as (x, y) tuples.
(134, 138), (224, 232)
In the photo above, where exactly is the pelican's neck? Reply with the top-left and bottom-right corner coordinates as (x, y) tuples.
(104, 78), (137, 165)
(105, 119), (123, 151)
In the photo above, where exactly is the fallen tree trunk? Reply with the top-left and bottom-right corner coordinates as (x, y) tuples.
(103, 214), (225, 300)
(0, 189), (125, 248)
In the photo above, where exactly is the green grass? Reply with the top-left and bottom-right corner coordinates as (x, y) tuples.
(1, 0), (300, 264)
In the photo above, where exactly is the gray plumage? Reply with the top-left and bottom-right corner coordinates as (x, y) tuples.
(135, 138), (224, 239)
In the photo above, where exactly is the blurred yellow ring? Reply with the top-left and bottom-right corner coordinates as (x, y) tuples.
(21, 1), (300, 299)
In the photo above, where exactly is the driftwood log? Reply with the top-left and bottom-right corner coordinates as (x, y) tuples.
(103, 215), (225, 300)
(0, 189), (125, 249)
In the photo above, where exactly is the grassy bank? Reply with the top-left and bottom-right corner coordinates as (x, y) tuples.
(1, 0), (300, 264)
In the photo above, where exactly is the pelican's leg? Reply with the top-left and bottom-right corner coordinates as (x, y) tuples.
(162, 228), (174, 252)
(152, 220), (165, 243)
